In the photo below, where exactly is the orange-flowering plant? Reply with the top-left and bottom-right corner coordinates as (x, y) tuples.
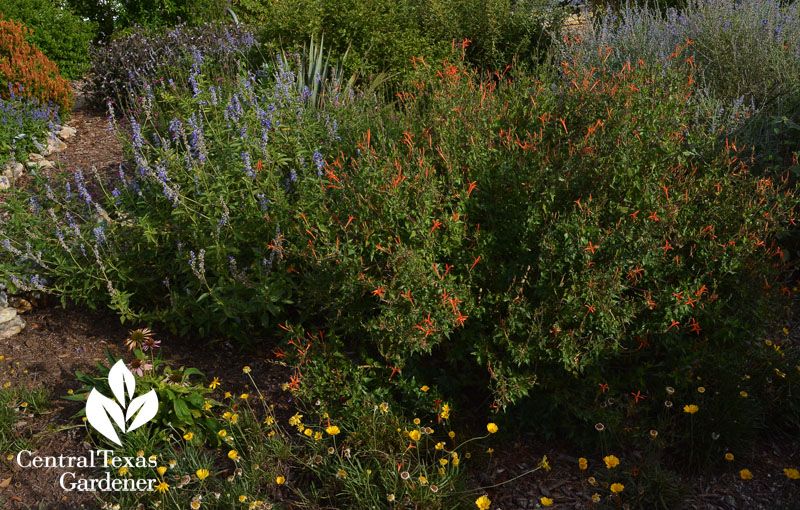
(0, 16), (72, 115)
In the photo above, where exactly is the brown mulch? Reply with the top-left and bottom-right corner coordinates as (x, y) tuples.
(0, 301), (289, 509)
(51, 79), (125, 177)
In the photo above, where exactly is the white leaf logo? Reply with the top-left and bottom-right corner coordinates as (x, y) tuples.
(85, 360), (159, 446)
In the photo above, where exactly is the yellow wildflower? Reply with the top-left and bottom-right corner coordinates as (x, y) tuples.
(610, 483), (624, 494)
(242, 366), (251, 374)
(487, 423), (498, 434)
(228, 450), (239, 461)
(183, 432), (194, 441)
(540, 497), (553, 507)
(739, 469), (753, 480)
(288, 413), (303, 426)
(209, 377), (220, 389)
(421, 385), (430, 392)
(784, 468), (800, 480)
(603, 455), (620, 469)
(326, 425), (341, 436)
(157, 466), (167, 476)
(155, 481), (169, 493)
(683, 404), (699, 414)
(196, 469), (210, 480)
(276, 476), (286, 485)
(725, 453), (734, 462)
(409, 429), (421, 441)
(579, 457), (588, 470)
(475, 495), (491, 509)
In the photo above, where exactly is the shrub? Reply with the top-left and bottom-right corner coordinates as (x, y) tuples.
(0, 0), (96, 80)
(558, 0), (800, 170)
(279, 47), (793, 403)
(88, 22), (257, 109)
(251, 0), (568, 77)
(0, 17), (73, 115)
(0, 55), (359, 340)
(66, 0), (233, 39)
(2, 41), (797, 475)
(278, 49), (799, 468)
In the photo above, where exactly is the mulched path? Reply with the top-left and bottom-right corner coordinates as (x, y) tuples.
(51, 79), (125, 177)
(1, 79), (799, 510)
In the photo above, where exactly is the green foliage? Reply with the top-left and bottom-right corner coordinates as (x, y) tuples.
(283, 49), (794, 407)
(65, 348), (223, 447)
(561, 0), (800, 173)
(273, 35), (358, 108)
(66, 0), (233, 38)
(0, 0), (95, 79)
(0, 94), (56, 169)
(252, 0), (568, 78)
(0, 385), (50, 454)
(102, 364), (493, 510)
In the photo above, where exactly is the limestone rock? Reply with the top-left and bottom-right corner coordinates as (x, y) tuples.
(0, 307), (16, 323)
(57, 125), (77, 139)
(2, 161), (23, 179)
(44, 137), (67, 157)
(26, 159), (55, 170)
(0, 315), (25, 339)
(28, 153), (44, 162)
(0, 176), (10, 191)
